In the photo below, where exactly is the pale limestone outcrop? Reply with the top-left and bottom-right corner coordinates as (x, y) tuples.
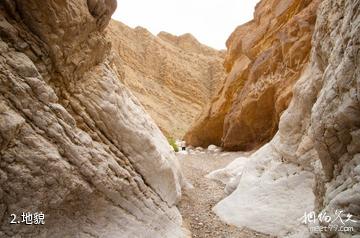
(210, 0), (360, 236)
(185, 0), (320, 151)
(106, 21), (225, 139)
(0, 1), (185, 237)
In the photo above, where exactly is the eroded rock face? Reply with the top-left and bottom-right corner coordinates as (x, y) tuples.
(106, 20), (225, 139)
(185, 0), (320, 151)
(211, 0), (360, 236)
(0, 1), (185, 237)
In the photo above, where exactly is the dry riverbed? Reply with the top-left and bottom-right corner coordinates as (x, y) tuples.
(177, 149), (271, 238)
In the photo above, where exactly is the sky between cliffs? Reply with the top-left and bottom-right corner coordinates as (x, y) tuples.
(112, 0), (260, 50)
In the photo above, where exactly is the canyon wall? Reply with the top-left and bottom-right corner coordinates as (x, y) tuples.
(210, 0), (360, 236)
(0, 1), (186, 237)
(185, 0), (320, 151)
(106, 20), (225, 139)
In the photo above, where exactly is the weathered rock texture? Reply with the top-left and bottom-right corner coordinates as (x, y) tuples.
(185, 0), (320, 151)
(106, 20), (225, 139)
(0, 1), (186, 237)
(211, 0), (360, 236)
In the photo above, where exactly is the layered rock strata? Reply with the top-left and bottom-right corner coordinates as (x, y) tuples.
(185, 0), (320, 151)
(0, 0), (185, 237)
(211, 0), (360, 236)
(107, 21), (225, 139)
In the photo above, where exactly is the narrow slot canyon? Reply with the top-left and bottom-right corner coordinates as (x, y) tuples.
(0, 0), (359, 237)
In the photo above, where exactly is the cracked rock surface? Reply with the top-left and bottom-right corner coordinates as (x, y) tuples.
(210, 0), (360, 236)
(0, 0), (185, 237)
(185, 0), (320, 151)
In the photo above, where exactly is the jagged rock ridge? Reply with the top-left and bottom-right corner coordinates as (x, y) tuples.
(0, 1), (186, 237)
(106, 20), (225, 139)
(185, 0), (320, 151)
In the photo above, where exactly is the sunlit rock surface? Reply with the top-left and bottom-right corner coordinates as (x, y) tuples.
(210, 0), (360, 236)
(0, 1), (186, 237)
(106, 20), (225, 139)
(185, 0), (320, 151)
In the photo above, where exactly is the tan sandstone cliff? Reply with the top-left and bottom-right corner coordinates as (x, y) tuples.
(106, 20), (225, 139)
(0, 1), (186, 237)
(209, 0), (360, 236)
(185, 0), (320, 151)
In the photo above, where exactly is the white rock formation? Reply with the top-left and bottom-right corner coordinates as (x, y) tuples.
(0, 0), (186, 237)
(207, 144), (222, 153)
(206, 156), (249, 194)
(213, 142), (316, 237)
(210, 0), (360, 237)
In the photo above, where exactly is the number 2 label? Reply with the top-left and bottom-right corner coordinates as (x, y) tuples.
(10, 214), (17, 224)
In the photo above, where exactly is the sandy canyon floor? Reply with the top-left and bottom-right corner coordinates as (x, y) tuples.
(177, 150), (273, 238)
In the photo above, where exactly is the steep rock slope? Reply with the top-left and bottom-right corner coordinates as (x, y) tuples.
(106, 20), (225, 139)
(185, 0), (320, 151)
(0, 1), (186, 237)
(211, 0), (360, 236)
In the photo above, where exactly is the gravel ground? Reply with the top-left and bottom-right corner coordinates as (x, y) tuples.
(177, 150), (272, 238)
